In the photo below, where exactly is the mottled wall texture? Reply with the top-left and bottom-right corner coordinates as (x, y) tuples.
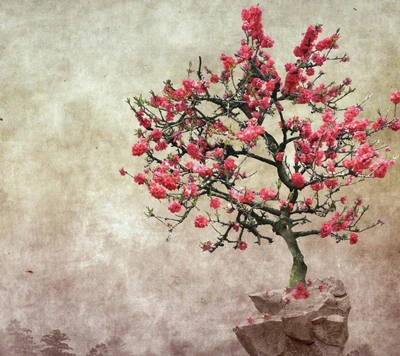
(0, 0), (399, 355)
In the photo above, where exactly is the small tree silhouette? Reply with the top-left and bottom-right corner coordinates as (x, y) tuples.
(41, 329), (76, 356)
(106, 336), (133, 356)
(87, 343), (108, 356)
(5, 319), (39, 355)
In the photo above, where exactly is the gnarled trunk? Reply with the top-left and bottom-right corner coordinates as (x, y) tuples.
(274, 220), (307, 287)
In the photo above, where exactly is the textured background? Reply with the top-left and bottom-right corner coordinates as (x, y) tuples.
(0, 0), (399, 355)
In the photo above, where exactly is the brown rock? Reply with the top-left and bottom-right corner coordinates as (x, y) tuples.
(311, 314), (349, 346)
(234, 277), (350, 356)
(309, 340), (344, 356)
(248, 290), (285, 315)
(321, 277), (347, 297)
(235, 319), (286, 356)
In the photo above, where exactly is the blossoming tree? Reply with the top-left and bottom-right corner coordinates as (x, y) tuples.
(121, 6), (399, 287)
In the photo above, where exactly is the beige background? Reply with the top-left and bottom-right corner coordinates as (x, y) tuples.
(1, 0), (399, 355)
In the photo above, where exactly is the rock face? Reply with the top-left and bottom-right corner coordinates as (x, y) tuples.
(234, 277), (350, 356)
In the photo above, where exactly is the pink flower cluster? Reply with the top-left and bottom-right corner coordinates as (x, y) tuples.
(292, 282), (310, 300)
(291, 172), (306, 189)
(235, 122), (265, 142)
(293, 25), (322, 61)
(123, 5), (399, 272)
(241, 6), (274, 48)
(390, 91), (400, 105)
(194, 215), (209, 228)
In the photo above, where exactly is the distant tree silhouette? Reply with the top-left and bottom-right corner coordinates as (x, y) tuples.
(40, 329), (76, 356)
(87, 343), (108, 356)
(106, 336), (133, 356)
(5, 319), (39, 355)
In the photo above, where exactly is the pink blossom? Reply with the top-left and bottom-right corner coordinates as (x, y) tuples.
(224, 158), (237, 172)
(148, 182), (167, 199)
(279, 200), (294, 211)
(322, 108), (335, 124)
(318, 284), (325, 292)
(297, 88), (312, 104)
(132, 138), (149, 156)
(275, 152), (285, 161)
(246, 316), (253, 325)
(119, 167), (126, 176)
(238, 189), (255, 203)
(168, 201), (182, 213)
(136, 110), (152, 128)
(153, 172), (179, 191)
(155, 140), (168, 151)
(186, 143), (202, 160)
(343, 77), (352, 86)
(293, 25), (320, 61)
(183, 183), (198, 198)
(349, 232), (358, 245)
(235, 123), (265, 142)
(372, 116), (388, 131)
(305, 68), (315, 76)
(291, 172), (306, 189)
(355, 197), (363, 206)
(315, 34), (339, 51)
(319, 222), (332, 238)
(311, 53), (326, 66)
(210, 197), (221, 209)
(210, 74), (219, 83)
(259, 188), (277, 201)
(238, 241), (248, 250)
(220, 53), (236, 71)
(326, 160), (335, 173)
(232, 222), (240, 232)
(340, 196), (347, 204)
(390, 118), (400, 131)
(194, 215), (209, 228)
(324, 179), (338, 190)
(133, 173), (146, 185)
(150, 128), (163, 141)
(369, 158), (395, 178)
(292, 282), (310, 300)
(390, 91), (400, 105)
(194, 164), (213, 177)
(353, 131), (367, 142)
(200, 241), (213, 252)
(310, 182), (324, 191)
(344, 106), (360, 123)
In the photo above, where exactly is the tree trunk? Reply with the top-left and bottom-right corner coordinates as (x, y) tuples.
(274, 220), (307, 287)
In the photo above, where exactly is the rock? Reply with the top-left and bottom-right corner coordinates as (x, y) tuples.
(321, 277), (347, 297)
(311, 315), (348, 346)
(248, 290), (285, 315)
(234, 277), (350, 356)
(235, 320), (286, 356)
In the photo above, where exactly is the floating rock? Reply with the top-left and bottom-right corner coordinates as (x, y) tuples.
(234, 277), (350, 356)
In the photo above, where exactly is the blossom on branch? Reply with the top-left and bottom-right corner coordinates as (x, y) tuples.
(122, 5), (399, 288)
(194, 215), (209, 228)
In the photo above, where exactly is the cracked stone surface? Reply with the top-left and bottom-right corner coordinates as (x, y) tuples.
(234, 277), (350, 356)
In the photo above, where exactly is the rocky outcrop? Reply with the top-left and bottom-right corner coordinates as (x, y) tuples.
(234, 277), (350, 356)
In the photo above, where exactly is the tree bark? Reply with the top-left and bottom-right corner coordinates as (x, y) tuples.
(274, 219), (307, 287)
